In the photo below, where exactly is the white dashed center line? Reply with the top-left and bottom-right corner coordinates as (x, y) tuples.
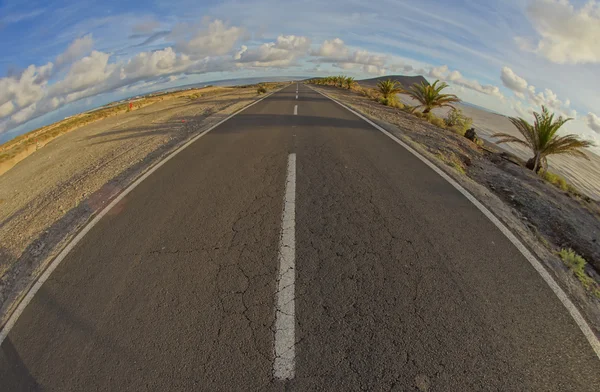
(273, 153), (297, 380)
(294, 105), (298, 115)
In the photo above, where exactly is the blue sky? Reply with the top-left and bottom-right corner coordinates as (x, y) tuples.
(1, 0), (599, 147)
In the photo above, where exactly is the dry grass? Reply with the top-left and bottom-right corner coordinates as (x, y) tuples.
(558, 249), (600, 298)
(436, 150), (466, 175)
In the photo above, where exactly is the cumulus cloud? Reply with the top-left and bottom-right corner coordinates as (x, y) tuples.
(311, 38), (347, 59)
(501, 66), (528, 93)
(588, 113), (600, 133)
(0, 19), (248, 132)
(55, 34), (94, 67)
(51, 51), (114, 97)
(311, 38), (387, 74)
(428, 65), (505, 100)
(500, 66), (576, 119)
(0, 101), (15, 118)
(519, 0), (600, 64)
(235, 35), (310, 67)
(175, 19), (244, 58)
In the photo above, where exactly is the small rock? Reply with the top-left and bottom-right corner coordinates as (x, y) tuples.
(415, 374), (431, 391)
(464, 128), (478, 142)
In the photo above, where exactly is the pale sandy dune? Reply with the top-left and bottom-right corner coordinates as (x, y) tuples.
(396, 94), (600, 199)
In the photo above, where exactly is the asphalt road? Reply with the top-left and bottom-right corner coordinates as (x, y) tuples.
(1, 84), (599, 391)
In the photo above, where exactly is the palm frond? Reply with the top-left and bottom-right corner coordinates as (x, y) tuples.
(408, 80), (460, 112)
(495, 105), (593, 171)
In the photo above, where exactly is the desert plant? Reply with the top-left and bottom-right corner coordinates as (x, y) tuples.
(377, 79), (404, 100)
(257, 85), (267, 94)
(429, 116), (446, 129)
(541, 170), (569, 191)
(409, 80), (460, 114)
(359, 87), (378, 100)
(345, 77), (355, 89)
(444, 108), (472, 134)
(493, 106), (594, 172)
(558, 249), (600, 297)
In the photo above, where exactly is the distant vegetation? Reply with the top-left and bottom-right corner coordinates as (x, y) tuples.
(493, 106), (594, 173)
(257, 84), (267, 94)
(307, 76), (470, 137)
(345, 77), (355, 90)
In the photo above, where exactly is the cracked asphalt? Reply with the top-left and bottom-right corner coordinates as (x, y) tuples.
(1, 84), (600, 391)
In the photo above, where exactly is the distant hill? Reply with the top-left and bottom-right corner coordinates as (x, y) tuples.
(358, 75), (428, 89)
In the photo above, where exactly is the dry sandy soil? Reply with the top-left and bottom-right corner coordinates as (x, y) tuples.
(0, 83), (287, 325)
(313, 85), (600, 336)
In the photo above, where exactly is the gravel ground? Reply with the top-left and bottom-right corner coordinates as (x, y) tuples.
(0, 84), (286, 325)
(314, 85), (600, 336)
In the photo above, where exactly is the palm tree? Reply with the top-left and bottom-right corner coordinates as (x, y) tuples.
(376, 79), (404, 99)
(345, 77), (355, 89)
(493, 106), (594, 172)
(409, 80), (460, 114)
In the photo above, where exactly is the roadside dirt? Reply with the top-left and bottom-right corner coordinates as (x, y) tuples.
(313, 85), (600, 336)
(0, 83), (287, 326)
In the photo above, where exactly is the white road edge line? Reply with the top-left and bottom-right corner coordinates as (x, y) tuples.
(0, 88), (282, 345)
(308, 85), (600, 360)
(273, 153), (296, 380)
(294, 105), (298, 115)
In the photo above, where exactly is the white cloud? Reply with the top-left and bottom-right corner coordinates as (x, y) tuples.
(0, 101), (15, 117)
(175, 19), (244, 58)
(499, 66), (575, 118)
(588, 113), (600, 133)
(235, 35), (310, 67)
(500, 66), (528, 93)
(312, 38), (348, 59)
(50, 51), (114, 98)
(0, 63), (52, 109)
(0, 19), (248, 132)
(55, 34), (94, 67)
(123, 47), (191, 79)
(429, 65), (448, 80)
(311, 38), (387, 73)
(428, 65), (504, 100)
(520, 0), (600, 64)
(512, 100), (533, 119)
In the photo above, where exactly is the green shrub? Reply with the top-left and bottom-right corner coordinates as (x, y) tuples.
(257, 85), (267, 94)
(429, 117), (446, 128)
(558, 249), (600, 298)
(444, 108), (472, 134)
(436, 151), (466, 174)
(390, 100), (404, 109)
(541, 170), (569, 191)
(378, 96), (404, 108)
